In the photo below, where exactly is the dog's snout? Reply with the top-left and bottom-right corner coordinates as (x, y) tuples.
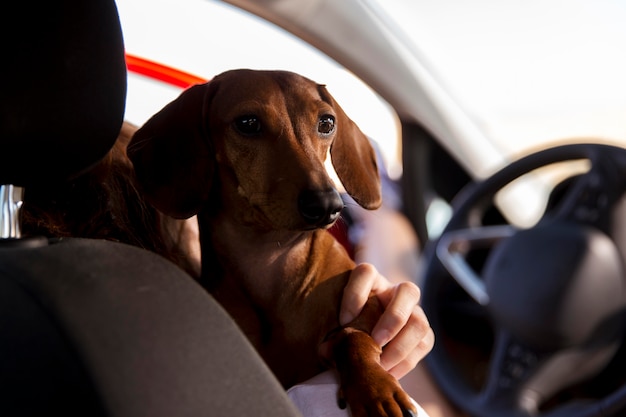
(298, 189), (344, 227)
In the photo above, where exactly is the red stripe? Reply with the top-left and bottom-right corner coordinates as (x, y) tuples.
(125, 53), (208, 89)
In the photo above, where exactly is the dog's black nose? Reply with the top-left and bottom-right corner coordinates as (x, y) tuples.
(298, 189), (344, 227)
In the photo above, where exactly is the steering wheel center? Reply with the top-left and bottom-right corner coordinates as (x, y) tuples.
(484, 221), (626, 351)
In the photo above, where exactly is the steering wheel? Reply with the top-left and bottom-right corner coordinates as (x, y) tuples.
(421, 144), (626, 417)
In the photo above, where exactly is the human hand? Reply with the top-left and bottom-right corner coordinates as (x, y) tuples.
(340, 263), (434, 379)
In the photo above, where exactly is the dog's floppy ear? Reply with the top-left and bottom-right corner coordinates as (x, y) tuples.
(322, 86), (382, 210)
(127, 83), (215, 219)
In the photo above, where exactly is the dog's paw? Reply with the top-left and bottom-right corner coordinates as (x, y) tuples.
(327, 327), (418, 417)
(339, 366), (417, 417)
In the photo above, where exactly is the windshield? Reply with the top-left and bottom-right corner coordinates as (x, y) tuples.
(381, 0), (626, 156)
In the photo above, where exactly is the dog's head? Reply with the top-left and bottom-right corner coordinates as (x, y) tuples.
(128, 69), (382, 231)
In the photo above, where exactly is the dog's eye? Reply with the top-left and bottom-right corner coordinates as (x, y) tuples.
(318, 115), (335, 136)
(235, 115), (261, 135)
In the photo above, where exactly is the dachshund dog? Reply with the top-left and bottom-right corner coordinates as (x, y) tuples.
(128, 69), (416, 417)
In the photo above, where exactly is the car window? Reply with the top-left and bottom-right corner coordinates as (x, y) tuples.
(117, 0), (402, 177)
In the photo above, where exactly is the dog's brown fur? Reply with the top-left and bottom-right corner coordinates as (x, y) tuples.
(128, 69), (416, 417)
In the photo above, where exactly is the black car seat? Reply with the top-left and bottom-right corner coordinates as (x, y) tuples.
(0, 1), (300, 416)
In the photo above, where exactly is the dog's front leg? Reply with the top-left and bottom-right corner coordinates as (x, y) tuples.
(324, 298), (417, 417)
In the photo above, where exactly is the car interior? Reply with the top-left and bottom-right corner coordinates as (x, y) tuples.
(3, 0), (626, 416)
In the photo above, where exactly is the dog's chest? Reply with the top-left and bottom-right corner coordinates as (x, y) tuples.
(210, 276), (325, 386)
(202, 221), (354, 386)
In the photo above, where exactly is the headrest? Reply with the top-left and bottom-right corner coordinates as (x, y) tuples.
(0, 0), (127, 187)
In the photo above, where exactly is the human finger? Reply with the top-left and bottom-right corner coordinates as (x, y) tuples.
(339, 263), (389, 325)
(380, 312), (434, 379)
(370, 280), (422, 347)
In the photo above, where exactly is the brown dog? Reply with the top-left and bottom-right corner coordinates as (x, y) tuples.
(128, 69), (416, 417)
